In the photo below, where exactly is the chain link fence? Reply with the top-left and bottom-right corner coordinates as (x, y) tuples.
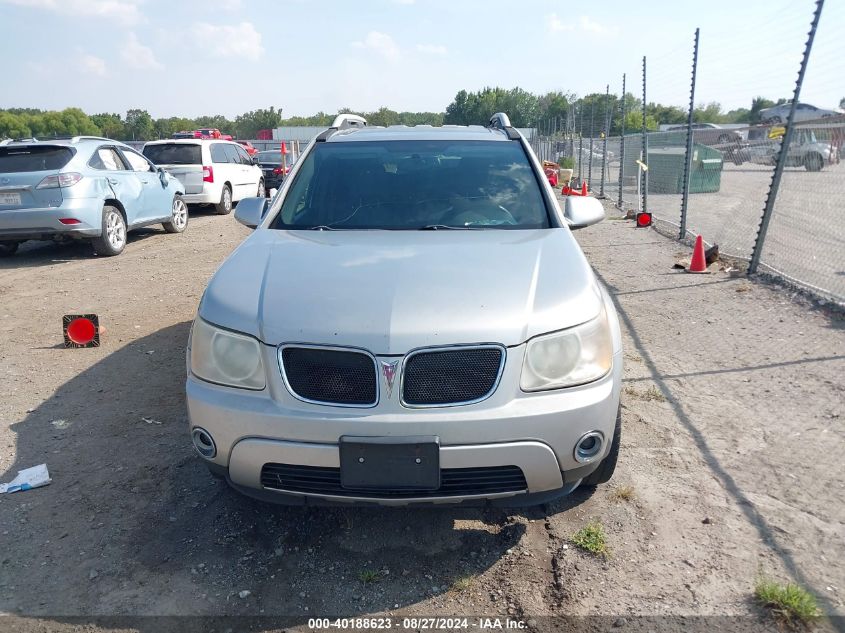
(531, 0), (843, 305)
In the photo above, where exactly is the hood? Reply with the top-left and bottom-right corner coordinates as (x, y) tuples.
(200, 228), (603, 354)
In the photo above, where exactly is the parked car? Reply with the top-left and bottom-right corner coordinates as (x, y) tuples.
(0, 136), (187, 257)
(172, 131), (201, 139)
(142, 139), (264, 214)
(196, 128), (234, 141)
(665, 123), (742, 147)
(739, 129), (834, 171)
(254, 150), (293, 194)
(236, 140), (258, 156)
(759, 102), (844, 124)
(186, 113), (623, 506)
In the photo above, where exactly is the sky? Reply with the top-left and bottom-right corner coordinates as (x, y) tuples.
(0, 0), (842, 120)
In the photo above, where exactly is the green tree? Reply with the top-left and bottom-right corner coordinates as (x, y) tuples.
(234, 107), (283, 138)
(153, 116), (196, 139)
(91, 113), (126, 139)
(125, 109), (155, 140)
(0, 112), (32, 139)
(194, 114), (235, 135)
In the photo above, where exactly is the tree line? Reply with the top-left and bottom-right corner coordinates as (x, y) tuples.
(2, 92), (835, 142)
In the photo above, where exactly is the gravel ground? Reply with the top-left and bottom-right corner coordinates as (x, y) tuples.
(0, 202), (842, 632)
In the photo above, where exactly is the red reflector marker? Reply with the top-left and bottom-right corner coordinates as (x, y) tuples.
(636, 212), (652, 227)
(63, 314), (100, 348)
(59, 218), (81, 225)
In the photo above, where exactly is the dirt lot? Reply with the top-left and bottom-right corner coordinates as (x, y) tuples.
(0, 204), (843, 632)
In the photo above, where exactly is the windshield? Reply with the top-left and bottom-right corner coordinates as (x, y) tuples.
(257, 151), (283, 164)
(270, 140), (549, 230)
(143, 143), (202, 165)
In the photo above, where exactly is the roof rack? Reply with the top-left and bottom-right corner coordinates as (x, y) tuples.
(487, 112), (519, 141)
(487, 112), (521, 140)
(316, 114), (368, 142)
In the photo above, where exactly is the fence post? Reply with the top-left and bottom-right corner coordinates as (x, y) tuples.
(749, 0), (824, 274)
(578, 101), (584, 185)
(641, 56), (648, 216)
(600, 84), (610, 198)
(679, 28), (700, 241)
(618, 73), (626, 209)
(588, 100), (595, 190)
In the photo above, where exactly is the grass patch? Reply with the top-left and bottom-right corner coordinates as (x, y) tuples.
(610, 485), (636, 502)
(624, 385), (666, 402)
(755, 578), (819, 627)
(450, 575), (475, 593)
(571, 521), (609, 558)
(358, 569), (382, 584)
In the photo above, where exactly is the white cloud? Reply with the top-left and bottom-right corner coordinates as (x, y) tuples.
(546, 13), (618, 36)
(191, 21), (264, 61)
(1, 0), (143, 25)
(351, 31), (400, 63)
(578, 15), (618, 36)
(80, 54), (107, 76)
(121, 33), (163, 70)
(546, 13), (573, 33)
(416, 43), (447, 56)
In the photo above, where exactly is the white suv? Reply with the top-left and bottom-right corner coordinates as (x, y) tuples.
(143, 139), (264, 214)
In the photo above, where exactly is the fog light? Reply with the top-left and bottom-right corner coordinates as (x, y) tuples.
(191, 427), (216, 458)
(574, 431), (604, 463)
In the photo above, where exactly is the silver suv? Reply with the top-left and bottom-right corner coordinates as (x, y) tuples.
(186, 113), (623, 506)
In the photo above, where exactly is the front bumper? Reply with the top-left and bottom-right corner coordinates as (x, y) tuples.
(186, 344), (622, 506)
(0, 198), (102, 241)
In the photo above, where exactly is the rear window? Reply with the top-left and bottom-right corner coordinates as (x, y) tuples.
(271, 140), (550, 230)
(257, 151), (283, 164)
(0, 146), (75, 173)
(142, 143), (201, 165)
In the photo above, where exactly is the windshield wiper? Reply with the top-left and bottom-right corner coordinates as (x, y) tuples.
(418, 224), (475, 230)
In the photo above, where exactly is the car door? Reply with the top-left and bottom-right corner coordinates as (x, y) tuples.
(234, 144), (260, 197)
(222, 143), (248, 200)
(91, 146), (144, 226)
(119, 147), (170, 223)
(210, 142), (235, 199)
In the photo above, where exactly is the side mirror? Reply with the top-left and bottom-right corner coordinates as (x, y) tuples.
(564, 196), (605, 230)
(234, 197), (268, 229)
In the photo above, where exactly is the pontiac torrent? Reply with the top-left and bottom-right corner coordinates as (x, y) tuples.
(186, 113), (623, 506)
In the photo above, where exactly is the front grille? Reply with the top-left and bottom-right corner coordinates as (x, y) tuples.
(402, 347), (504, 406)
(260, 463), (526, 498)
(281, 347), (377, 406)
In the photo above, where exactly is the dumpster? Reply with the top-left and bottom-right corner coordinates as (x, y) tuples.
(646, 143), (723, 194)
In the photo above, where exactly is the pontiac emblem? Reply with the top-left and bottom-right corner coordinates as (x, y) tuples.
(380, 360), (400, 398)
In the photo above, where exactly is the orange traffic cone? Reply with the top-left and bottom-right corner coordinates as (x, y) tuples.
(581, 181), (588, 196)
(687, 235), (708, 273)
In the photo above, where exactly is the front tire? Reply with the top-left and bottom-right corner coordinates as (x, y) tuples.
(581, 405), (622, 487)
(163, 195), (189, 233)
(214, 185), (233, 215)
(91, 205), (127, 256)
(804, 153), (823, 172)
(0, 241), (20, 257)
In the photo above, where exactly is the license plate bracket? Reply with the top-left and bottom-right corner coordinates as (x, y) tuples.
(339, 436), (440, 491)
(0, 192), (22, 206)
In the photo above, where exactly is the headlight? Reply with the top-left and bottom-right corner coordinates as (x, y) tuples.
(190, 318), (266, 390)
(521, 309), (613, 391)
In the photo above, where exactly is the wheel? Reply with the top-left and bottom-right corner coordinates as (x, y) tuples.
(0, 241), (20, 257)
(214, 185), (233, 215)
(581, 405), (621, 487)
(91, 205), (127, 256)
(257, 179), (265, 198)
(163, 195), (189, 233)
(804, 153), (823, 172)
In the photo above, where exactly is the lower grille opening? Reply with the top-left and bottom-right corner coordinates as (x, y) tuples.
(260, 463), (527, 498)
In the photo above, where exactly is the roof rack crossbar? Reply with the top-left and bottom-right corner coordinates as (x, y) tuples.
(316, 114), (369, 142)
(487, 112), (520, 140)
